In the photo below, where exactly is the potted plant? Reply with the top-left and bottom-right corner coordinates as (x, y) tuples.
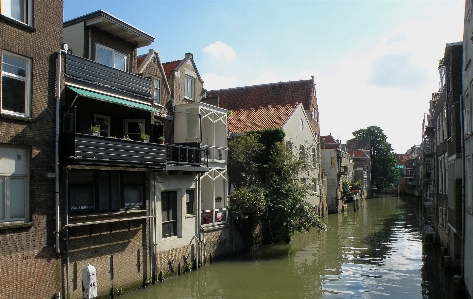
(157, 136), (165, 144)
(90, 124), (100, 136)
(141, 133), (150, 143)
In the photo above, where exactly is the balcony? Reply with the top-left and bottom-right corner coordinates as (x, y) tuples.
(62, 133), (166, 169)
(166, 143), (208, 168)
(65, 54), (152, 102)
(205, 145), (228, 163)
(338, 165), (348, 175)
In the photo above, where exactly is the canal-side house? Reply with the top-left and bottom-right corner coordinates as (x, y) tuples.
(347, 149), (369, 199)
(346, 139), (371, 198)
(463, 0), (473, 293)
(155, 53), (233, 278)
(206, 78), (324, 212)
(432, 42), (463, 273)
(227, 103), (327, 216)
(320, 135), (352, 213)
(421, 103), (436, 240)
(0, 1), (64, 298)
(61, 11), (165, 297)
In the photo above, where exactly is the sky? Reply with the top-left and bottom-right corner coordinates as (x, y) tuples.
(64, 0), (465, 154)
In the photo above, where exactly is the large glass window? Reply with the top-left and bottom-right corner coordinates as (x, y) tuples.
(2, 51), (31, 117)
(1, 0), (32, 25)
(162, 191), (178, 238)
(125, 119), (145, 141)
(0, 146), (29, 222)
(96, 44), (127, 71)
(184, 76), (194, 100)
(68, 170), (144, 213)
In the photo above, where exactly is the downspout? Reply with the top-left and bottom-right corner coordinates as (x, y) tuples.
(460, 95), (465, 280)
(150, 172), (155, 282)
(196, 174), (201, 268)
(56, 46), (67, 254)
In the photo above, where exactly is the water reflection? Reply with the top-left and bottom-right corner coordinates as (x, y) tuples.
(121, 195), (465, 299)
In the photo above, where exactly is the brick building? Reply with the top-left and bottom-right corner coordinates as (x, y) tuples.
(0, 1), (64, 298)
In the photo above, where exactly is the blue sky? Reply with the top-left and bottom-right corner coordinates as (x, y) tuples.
(64, 0), (464, 153)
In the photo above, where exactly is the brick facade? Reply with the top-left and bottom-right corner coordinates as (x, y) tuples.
(0, 1), (64, 298)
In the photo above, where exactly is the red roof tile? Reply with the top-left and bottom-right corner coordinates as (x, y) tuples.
(162, 60), (181, 78)
(228, 104), (298, 134)
(348, 149), (368, 158)
(207, 79), (315, 112)
(137, 54), (147, 69)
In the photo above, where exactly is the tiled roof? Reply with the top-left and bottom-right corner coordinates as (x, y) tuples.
(207, 79), (314, 111)
(320, 135), (340, 149)
(137, 54), (147, 69)
(162, 60), (181, 78)
(228, 104), (299, 134)
(348, 149), (368, 158)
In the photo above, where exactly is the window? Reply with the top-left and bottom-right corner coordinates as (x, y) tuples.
(186, 190), (195, 215)
(125, 119), (145, 141)
(331, 157), (335, 167)
(2, 51), (31, 117)
(300, 119), (304, 131)
(0, 146), (29, 222)
(153, 78), (162, 105)
(162, 191), (178, 238)
(299, 145), (306, 161)
(96, 44), (126, 71)
(94, 114), (110, 137)
(184, 76), (194, 100)
(1, 0), (32, 25)
(68, 170), (144, 213)
(312, 148), (317, 167)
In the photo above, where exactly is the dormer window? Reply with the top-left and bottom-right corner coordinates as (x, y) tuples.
(96, 44), (126, 71)
(184, 76), (194, 100)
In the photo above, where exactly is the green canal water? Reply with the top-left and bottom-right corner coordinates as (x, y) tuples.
(121, 195), (465, 299)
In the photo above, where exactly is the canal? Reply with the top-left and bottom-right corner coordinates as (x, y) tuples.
(121, 195), (465, 299)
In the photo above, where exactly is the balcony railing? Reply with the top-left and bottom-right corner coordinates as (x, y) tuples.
(65, 54), (152, 101)
(62, 133), (166, 169)
(205, 145), (228, 162)
(166, 143), (208, 167)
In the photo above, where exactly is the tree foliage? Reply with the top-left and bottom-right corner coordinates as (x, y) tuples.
(228, 129), (327, 245)
(352, 126), (399, 190)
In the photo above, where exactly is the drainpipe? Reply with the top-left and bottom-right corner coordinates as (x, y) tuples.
(56, 45), (67, 254)
(196, 174), (201, 268)
(460, 95), (465, 280)
(150, 172), (155, 282)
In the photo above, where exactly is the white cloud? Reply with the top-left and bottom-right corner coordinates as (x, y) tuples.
(202, 73), (239, 90)
(202, 41), (237, 61)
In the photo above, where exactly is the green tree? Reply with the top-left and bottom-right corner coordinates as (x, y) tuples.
(352, 126), (399, 190)
(228, 129), (327, 245)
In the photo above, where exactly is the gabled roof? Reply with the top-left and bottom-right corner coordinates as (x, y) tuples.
(228, 104), (299, 134)
(320, 135), (341, 149)
(162, 60), (181, 78)
(206, 78), (315, 111)
(348, 149), (369, 159)
(136, 49), (171, 95)
(64, 10), (154, 47)
(162, 53), (203, 82)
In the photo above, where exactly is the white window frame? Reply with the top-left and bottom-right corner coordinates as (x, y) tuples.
(0, 146), (29, 222)
(1, 51), (31, 117)
(1, 0), (32, 26)
(153, 78), (162, 105)
(95, 44), (127, 71)
(184, 76), (194, 100)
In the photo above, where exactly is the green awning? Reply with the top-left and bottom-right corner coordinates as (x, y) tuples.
(67, 85), (155, 112)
